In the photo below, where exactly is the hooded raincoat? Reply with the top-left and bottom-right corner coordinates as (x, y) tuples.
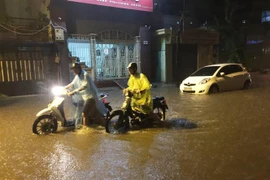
(68, 70), (107, 126)
(127, 73), (152, 114)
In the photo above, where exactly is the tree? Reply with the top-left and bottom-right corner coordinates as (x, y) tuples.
(211, 0), (247, 63)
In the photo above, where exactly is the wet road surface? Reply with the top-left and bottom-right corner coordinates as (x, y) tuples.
(1, 86), (270, 180)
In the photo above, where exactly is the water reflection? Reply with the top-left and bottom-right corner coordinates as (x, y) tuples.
(1, 87), (270, 179)
(168, 118), (197, 129)
(48, 143), (79, 179)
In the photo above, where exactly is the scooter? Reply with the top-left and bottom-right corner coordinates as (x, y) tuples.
(105, 90), (168, 134)
(32, 86), (112, 135)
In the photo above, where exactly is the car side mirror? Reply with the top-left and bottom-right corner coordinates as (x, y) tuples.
(220, 72), (225, 77)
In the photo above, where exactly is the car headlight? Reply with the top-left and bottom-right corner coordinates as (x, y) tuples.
(199, 78), (211, 85)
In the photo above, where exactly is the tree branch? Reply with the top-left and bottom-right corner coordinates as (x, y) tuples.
(214, 16), (220, 27)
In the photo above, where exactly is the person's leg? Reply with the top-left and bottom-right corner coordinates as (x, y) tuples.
(142, 105), (170, 128)
(82, 98), (93, 126)
(87, 99), (106, 126)
(83, 98), (106, 126)
(74, 100), (84, 129)
(78, 101), (84, 125)
(142, 105), (161, 122)
(148, 112), (161, 122)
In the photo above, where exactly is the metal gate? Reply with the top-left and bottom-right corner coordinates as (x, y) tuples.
(67, 30), (140, 81)
(95, 43), (135, 80)
(0, 45), (57, 96)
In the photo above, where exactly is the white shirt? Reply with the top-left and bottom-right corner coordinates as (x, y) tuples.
(71, 70), (93, 101)
(70, 70), (107, 115)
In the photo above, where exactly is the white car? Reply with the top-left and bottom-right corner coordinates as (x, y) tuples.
(180, 63), (252, 94)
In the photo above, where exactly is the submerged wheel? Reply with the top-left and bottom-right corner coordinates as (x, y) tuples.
(243, 80), (251, 90)
(105, 110), (128, 134)
(32, 115), (58, 135)
(153, 107), (166, 121)
(209, 85), (219, 94)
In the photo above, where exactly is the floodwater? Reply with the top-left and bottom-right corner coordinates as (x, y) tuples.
(1, 86), (270, 180)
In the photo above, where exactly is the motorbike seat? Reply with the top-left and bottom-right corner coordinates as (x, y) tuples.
(153, 96), (164, 101)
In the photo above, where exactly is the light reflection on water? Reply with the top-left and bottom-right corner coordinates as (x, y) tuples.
(1, 87), (270, 179)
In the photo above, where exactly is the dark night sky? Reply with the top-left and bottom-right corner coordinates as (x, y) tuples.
(63, 0), (269, 30)
(161, 0), (269, 23)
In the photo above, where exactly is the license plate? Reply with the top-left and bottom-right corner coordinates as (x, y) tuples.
(184, 87), (192, 90)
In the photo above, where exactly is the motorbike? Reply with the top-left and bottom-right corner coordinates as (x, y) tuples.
(32, 86), (112, 135)
(105, 90), (168, 134)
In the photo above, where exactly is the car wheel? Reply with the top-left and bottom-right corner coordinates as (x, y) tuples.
(209, 85), (219, 94)
(243, 80), (251, 90)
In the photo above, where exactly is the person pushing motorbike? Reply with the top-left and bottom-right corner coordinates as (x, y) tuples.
(65, 62), (107, 129)
(123, 62), (160, 122)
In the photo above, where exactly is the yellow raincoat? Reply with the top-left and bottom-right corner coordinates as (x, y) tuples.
(127, 73), (152, 114)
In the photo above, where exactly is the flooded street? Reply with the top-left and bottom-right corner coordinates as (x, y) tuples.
(1, 86), (270, 180)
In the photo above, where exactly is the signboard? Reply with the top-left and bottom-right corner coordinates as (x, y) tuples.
(68, 0), (153, 12)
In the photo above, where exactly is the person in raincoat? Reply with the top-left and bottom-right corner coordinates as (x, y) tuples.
(123, 62), (160, 122)
(65, 62), (107, 129)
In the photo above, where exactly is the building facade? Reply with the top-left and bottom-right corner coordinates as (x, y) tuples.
(0, 0), (220, 95)
(0, 0), (58, 96)
(51, 0), (219, 85)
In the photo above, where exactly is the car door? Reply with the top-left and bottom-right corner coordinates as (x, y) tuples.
(229, 65), (246, 89)
(216, 65), (235, 91)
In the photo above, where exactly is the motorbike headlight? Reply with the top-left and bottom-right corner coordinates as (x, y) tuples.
(199, 78), (211, 85)
(52, 86), (65, 96)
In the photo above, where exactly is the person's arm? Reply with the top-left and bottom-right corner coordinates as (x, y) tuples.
(65, 78), (75, 89)
(65, 75), (78, 89)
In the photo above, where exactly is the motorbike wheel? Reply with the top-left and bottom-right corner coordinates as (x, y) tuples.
(105, 110), (128, 134)
(153, 107), (166, 121)
(32, 115), (58, 135)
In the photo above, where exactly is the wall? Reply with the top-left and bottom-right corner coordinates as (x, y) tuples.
(4, 0), (50, 24)
(172, 44), (198, 84)
(153, 36), (173, 83)
(139, 27), (153, 81)
(182, 29), (219, 69)
(76, 20), (140, 36)
(165, 44), (173, 83)
(0, 0), (51, 42)
(197, 45), (213, 69)
(66, 1), (153, 35)
(160, 37), (166, 82)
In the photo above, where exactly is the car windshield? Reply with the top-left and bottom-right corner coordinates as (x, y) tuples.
(191, 66), (220, 76)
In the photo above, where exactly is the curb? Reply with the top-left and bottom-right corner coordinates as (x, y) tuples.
(0, 93), (8, 99)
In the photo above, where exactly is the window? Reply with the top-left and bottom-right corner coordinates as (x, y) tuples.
(247, 40), (263, 44)
(191, 66), (220, 76)
(218, 66), (231, 76)
(218, 65), (243, 76)
(229, 65), (243, 74)
(67, 42), (91, 67)
(262, 11), (270, 23)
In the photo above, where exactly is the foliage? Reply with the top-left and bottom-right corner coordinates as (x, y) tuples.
(40, 0), (53, 41)
(211, 0), (247, 63)
(0, 0), (52, 41)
